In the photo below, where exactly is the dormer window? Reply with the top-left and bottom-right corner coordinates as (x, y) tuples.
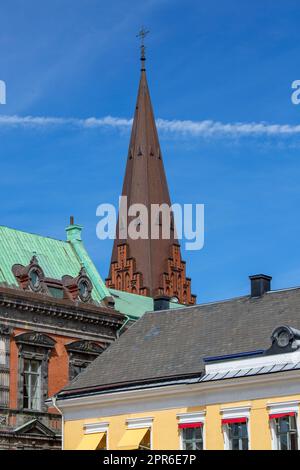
(77, 268), (92, 303)
(277, 330), (290, 348)
(29, 268), (41, 291)
(267, 325), (300, 354)
(78, 279), (90, 302)
(12, 259), (94, 304)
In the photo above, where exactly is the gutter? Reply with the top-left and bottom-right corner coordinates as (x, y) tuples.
(51, 396), (64, 450)
(54, 369), (300, 414)
(117, 315), (131, 337)
(56, 371), (203, 400)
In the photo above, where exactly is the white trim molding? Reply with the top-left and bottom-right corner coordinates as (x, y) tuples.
(177, 411), (206, 424)
(206, 350), (300, 374)
(125, 417), (153, 450)
(57, 369), (300, 422)
(267, 400), (300, 450)
(177, 411), (206, 451)
(126, 417), (153, 429)
(221, 405), (251, 420)
(267, 400), (300, 415)
(84, 421), (109, 434)
(221, 405), (251, 451)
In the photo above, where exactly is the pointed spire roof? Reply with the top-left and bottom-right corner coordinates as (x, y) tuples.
(106, 49), (195, 305)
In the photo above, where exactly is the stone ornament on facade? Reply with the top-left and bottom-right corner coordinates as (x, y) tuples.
(12, 257), (96, 305)
(15, 332), (56, 349)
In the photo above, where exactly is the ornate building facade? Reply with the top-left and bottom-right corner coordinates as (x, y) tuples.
(0, 223), (124, 449)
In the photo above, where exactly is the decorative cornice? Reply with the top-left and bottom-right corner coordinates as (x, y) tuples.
(84, 422), (109, 434)
(66, 340), (105, 355)
(126, 417), (153, 429)
(54, 370), (300, 424)
(177, 411), (206, 424)
(0, 286), (124, 329)
(220, 405), (251, 420)
(15, 331), (56, 349)
(55, 369), (300, 412)
(267, 400), (300, 414)
(0, 325), (12, 336)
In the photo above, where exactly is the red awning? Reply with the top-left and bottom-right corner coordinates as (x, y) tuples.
(222, 417), (247, 425)
(269, 412), (295, 420)
(178, 422), (203, 429)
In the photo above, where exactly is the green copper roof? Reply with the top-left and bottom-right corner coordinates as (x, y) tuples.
(0, 225), (109, 304)
(0, 225), (183, 319)
(109, 288), (185, 320)
(109, 288), (154, 320)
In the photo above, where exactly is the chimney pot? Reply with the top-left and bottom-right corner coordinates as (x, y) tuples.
(249, 274), (272, 297)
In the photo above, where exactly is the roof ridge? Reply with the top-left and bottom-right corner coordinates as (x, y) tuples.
(148, 294), (250, 314)
(148, 286), (300, 314)
(0, 224), (66, 243)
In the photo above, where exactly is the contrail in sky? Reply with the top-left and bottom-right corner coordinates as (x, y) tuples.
(1, 114), (300, 138)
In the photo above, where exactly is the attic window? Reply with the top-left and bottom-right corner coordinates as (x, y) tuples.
(29, 269), (41, 291)
(78, 279), (91, 302)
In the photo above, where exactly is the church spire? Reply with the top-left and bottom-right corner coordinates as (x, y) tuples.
(106, 35), (196, 305)
(136, 26), (149, 71)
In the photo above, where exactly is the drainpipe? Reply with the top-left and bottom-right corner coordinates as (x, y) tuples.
(52, 396), (64, 451)
(117, 315), (131, 338)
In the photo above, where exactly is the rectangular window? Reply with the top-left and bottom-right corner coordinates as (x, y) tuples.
(227, 422), (249, 450)
(275, 415), (298, 450)
(23, 359), (42, 410)
(182, 426), (203, 450)
(0, 334), (10, 407)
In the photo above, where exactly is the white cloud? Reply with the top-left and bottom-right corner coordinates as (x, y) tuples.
(1, 114), (300, 138)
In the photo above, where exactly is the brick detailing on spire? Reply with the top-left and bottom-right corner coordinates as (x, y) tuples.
(105, 243), (149, 296)
(158, 244), (196, 305)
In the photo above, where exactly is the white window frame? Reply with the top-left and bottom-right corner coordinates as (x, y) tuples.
(23, 358), (42, 411)
(267, 400), (300, 450)
(126, 417), (154, 450)
(177, 411), (206, 450)
(220, 405), (251, 450)
(83, 421), (109, 450)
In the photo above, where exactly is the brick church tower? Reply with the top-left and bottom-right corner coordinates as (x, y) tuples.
(106, 33), (196, 305)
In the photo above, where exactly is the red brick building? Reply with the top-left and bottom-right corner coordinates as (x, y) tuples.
(0, 222), (124, 449)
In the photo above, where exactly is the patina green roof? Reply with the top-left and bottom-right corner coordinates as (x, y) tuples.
(109, 288), (185, 320)
(109, 288), (154, 320)
(0, 225), (182, 319)
(0, 225), (110, 304)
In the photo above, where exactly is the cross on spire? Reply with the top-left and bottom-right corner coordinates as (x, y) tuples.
(136, 27), (149, 70)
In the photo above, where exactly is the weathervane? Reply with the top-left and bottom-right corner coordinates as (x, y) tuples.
(136, 27), (149, 70)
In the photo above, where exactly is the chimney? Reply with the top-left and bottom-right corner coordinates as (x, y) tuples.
(66, 221), (83, 242)
(154, 296), (171, 311)
(249, 274), (272, 297)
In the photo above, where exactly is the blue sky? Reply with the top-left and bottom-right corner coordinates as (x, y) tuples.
(1, 0), (300, 303)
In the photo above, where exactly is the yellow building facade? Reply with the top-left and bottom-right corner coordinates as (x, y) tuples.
(56, 326), (300, 451)
(62, 396), (300, 450)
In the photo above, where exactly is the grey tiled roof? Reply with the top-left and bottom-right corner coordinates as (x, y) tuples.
(61, 287), (300, 395)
